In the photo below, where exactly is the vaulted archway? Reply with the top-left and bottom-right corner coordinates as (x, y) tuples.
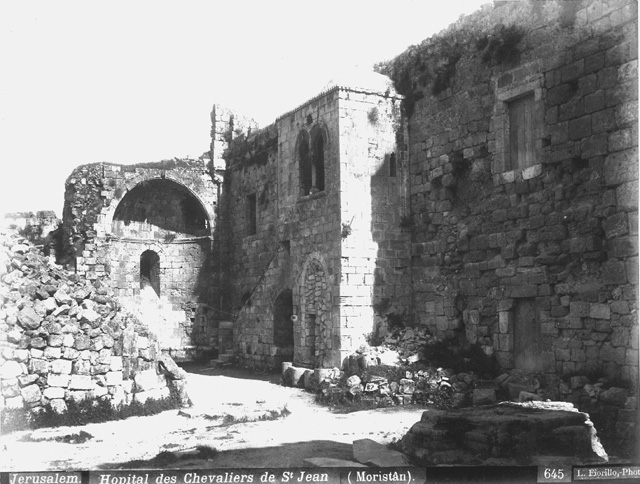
(112, 178), (209, 238)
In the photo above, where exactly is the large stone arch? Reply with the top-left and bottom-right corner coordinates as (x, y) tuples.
(103, 174), (215, 239)
(63, 161), (220, 360)
(104, 177), (213, 307)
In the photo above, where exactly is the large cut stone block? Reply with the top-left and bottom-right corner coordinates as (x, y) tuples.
(604, 149), (638, 186)
(353, 438), (410, 467)
(401, 402), (607, 466)
(134, 369), (166, 392)
(69, 374), (94, 390)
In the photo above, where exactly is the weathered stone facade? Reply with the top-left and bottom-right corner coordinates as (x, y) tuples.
(378, 0), (638, 384)
(220, 0), (637, 384)
(61, 160), (220, 359)
(59, 0), (637, 390)
(0, 232), (188, 416)
(219, 75), (409, 369)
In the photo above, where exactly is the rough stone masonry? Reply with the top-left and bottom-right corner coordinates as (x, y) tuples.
(0, 230), (188, 417)
(59, 0), (637, 395)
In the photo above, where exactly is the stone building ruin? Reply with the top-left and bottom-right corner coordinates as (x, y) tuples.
(60, 0), (638, 389)
(62, 160), (220, 359)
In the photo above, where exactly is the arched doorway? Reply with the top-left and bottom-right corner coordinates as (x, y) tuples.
(140, 250), (160, 297)
(273, 289), (294, 358)
(297, 259), (329, 368)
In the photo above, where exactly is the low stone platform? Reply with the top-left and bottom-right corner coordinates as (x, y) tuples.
(401, 401), (608, 466)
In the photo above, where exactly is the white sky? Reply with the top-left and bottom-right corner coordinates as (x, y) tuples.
(0, 0), (487, 218)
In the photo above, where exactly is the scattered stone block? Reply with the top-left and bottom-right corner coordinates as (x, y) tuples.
(49, 399), (67, 413)
(353, 438), (410, 467)
(346, 375), (361, 387)
(18, 374), (39, 386)
(401, 402), (608, 466)
(0, 361), (24, 379)
(570, 376), (590, 390)
(17, 307), (41, 330)
(21, 384), (42, 403)
(158, 354), (187, 380)
(134, 369), (166, 392)
(473, 389), (497, 406)
(599, 387), (628, 406)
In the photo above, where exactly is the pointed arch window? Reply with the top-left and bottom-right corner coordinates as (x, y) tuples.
(311, 130), (325, 192)
(299, 127), (326, 196)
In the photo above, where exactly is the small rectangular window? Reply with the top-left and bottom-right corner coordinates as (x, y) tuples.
(389, 153), (397, 178)
(246, 194), (257, 236)
(508, 93), (536, 170)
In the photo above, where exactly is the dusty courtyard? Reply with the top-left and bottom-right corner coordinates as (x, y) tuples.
(0, 365), (423, 471)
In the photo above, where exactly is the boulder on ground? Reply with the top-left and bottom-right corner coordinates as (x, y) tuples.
(353, 438), (410, 467)
(158, 354), (187, 380)
(400, 402), (608, 466)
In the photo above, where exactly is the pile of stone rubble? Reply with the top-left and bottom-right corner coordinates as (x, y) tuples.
(0, 230), (189, 419)
(282, 325), (637, 456)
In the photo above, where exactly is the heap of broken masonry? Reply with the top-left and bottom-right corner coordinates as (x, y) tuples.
(0, 229), (189, 421)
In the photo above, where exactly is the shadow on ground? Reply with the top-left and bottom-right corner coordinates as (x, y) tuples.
(101, 440), (355, 469)
(182, 363), (283, 384)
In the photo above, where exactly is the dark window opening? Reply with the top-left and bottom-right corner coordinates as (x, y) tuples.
(312, 133), (325, 192)
(508, 93), (536, 170)
(389, 153), (397, 177)
(246, 194), (257, 236)
(299, 133), (312, 196)
(300, 129), (325, 196)
(140, 250), (160, 297)
(273, 289), (294, 348)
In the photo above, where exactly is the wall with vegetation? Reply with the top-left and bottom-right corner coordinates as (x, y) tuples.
(377, 0), (637, 383)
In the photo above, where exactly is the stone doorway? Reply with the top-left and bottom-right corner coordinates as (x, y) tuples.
(297, 258), (329, 368)
(140, 250), (161, 297)
(273, 289), (294, 359)
(514, 298), (542, 372)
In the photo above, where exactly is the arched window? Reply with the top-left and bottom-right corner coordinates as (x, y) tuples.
(140, 250), (160, 297)
(298, 131), (312, 196)
(299, 127), (326, 196)
(311, 130), (325, 192)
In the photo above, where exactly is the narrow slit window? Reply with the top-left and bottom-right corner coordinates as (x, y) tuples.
(299, 133), (312, 196)
(312, 133), (325, 192)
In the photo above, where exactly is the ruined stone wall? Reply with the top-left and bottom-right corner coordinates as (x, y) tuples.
(382, 0), (637, 382)
(2, 211), (59, 237)
(337, 87), (410, 355)
(0, 232), (187, 416)
(62, 160), (221, 358)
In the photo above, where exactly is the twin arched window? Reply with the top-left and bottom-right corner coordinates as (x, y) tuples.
(298, 126), (326, 196)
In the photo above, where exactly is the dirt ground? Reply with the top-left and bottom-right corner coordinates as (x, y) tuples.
(0, 365), (424, 471)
